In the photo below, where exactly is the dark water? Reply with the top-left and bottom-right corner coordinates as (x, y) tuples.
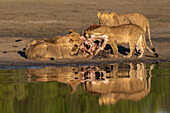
(0, 62), (169, 113)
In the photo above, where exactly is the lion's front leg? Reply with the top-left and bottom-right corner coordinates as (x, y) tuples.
(110, 39), (118, 58)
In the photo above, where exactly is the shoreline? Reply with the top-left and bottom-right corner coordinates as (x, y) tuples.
(0, 56), (169, 69)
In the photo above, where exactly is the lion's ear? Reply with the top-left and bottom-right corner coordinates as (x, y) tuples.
(97, 12), (102, 17)
(68, 30), (74, 34)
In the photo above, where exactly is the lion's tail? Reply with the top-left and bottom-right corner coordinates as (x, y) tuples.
(146, 19), (155, 52)
(142, 33), (158, 57)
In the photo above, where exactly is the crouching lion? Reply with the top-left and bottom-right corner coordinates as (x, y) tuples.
(85, 24), (158, 58)
(97, 12), (155, 52)
(25, 30), (83, 60)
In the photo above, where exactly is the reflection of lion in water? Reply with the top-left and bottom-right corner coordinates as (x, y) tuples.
(97, 12), (155, 51)
(84, 63), (155, 105)
(85, 24), (158, 58)
(27, 66), (81, 94)
(25, 30), (83, 60)
(26, 62), (155, 105)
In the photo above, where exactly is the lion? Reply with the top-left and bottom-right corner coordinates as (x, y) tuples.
(25, 30), (83, 60)
(85, 24), (158, 58)
(97, 12), (155, 52)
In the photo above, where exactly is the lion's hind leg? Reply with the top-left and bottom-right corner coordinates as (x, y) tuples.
(137, 47), (145, 58)
(137, 35), (145, 58)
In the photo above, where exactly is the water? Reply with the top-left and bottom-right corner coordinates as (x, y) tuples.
(0, 62), (169, 113)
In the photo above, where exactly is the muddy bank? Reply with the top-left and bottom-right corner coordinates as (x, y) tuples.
(0, 36), (169, 68)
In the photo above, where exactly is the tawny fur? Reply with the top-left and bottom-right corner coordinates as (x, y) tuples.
(97, 12), (155, 51)
(25, 30), (84, 60)
(85, 24), (158, 58)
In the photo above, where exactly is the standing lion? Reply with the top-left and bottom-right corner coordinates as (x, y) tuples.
(97, 12), (155, 52)
(84, 24), (158, 58)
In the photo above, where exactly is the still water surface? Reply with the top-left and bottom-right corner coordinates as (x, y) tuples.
(0, 62), (169, 113)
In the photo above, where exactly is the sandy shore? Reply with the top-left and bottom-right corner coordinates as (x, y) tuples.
(0, 0), (170, 67)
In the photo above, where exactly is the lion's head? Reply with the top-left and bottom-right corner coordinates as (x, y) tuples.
(66, 30), (82, 55)
(97, 12), (119, 26)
